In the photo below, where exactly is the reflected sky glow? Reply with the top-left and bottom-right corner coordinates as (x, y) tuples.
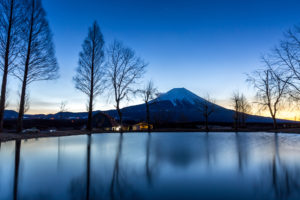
(1, 132), (300, 199)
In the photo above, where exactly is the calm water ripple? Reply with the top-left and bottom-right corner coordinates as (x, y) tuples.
(1, 132), (300, 200)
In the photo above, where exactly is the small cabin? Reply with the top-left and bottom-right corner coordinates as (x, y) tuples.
(109, 125), (130, 132)
(132, 122), (153, 131)
(93, 112), (119, 131)
(110, 125), (121, 131)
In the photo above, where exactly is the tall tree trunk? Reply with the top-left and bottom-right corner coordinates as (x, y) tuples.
(234, 112), (238, 132)
(205, 106), (209, 132)
(146, 102), (150, 132)
(242, 114), (245, 128)
(0, 68), (8, 132)
(13, 139), (21, 200)
(205, 116), (209, 132)
(116, 102), (123, 132)
(87, 97), (93, 131)
(0, 0), (15, 132)
(272, 116), (278, 130)
(87, 76), (93, 131)
(17, 0), (34, 133)
(87, 33), (95, 131)
(17, 76), (28, 132)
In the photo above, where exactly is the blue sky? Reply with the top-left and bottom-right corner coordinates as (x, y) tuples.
(7, 0), (300, 117)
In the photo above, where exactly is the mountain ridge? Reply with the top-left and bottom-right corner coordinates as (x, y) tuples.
(3, 88), (295, 124)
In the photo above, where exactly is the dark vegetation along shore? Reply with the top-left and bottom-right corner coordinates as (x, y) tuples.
(1, 120), (300, 142)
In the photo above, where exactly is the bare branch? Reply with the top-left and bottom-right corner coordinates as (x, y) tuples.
(0, 0), (24, 131)
(230, 91), (251, 129)
(247, 66), (289, 129)
(16, 89), (29, 114)
(73, 21), (106, 130)
(15, 0), (58, 132)
(195, 94), (216, 131)
(106, 40), (147, 127)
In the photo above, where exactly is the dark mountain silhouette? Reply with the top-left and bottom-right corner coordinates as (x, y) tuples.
(3, 88), (293, 124)
(104, 88), (292, 124)
(4, 110), (19, 119)
(3, 110), (89, 120)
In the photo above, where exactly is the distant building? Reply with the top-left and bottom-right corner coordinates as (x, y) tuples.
(132, 122), (153, 131)
(93, 112), (120, 131)
(111, 125), (130, 132)
(111, 125), (121, 131)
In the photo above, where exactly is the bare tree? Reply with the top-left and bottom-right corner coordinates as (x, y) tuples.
(16, 89), (29, 114)
(239, 94), (251, 127)
(0, 0), (23, 131)
(3, 89), (10, 110)
(58, 100), (67, 119)
(231, 91), (241, 131)
(272, 26), (300, 101)
(106, 40), (147, 129)
(231, 91), (251, 130)
(73, 21), (106, 131)
(255, 25), (300, 106)
(247, 65), (290, 129)
(138, 80), (158, 131)
(195, 94), (216, 132)
(59, 101), (67, 112)
(14, 0), (59, 132)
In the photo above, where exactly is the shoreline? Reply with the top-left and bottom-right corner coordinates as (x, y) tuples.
(1, 128), (300, 142)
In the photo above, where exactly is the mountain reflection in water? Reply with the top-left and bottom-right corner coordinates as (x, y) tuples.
(1, 132), (300, 200)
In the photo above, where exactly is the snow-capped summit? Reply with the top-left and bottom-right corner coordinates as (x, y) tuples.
(154, 88), (206, 106)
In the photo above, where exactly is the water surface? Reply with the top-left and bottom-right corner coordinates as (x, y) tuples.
(1, 132), (300, 200)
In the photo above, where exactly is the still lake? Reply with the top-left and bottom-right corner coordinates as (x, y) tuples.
(1, 132), (300, 200)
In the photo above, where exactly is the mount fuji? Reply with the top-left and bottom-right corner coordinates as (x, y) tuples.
(105, 88), (289, 124)
(154, 88), (205, 106)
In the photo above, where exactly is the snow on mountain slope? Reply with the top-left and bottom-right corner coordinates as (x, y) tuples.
(154, 88), (207, 106)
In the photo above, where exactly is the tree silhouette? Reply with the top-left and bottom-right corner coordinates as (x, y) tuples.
(231, 91), (241, 131)
(137, 80), (158, 131)
(267, 26), (300, 101)
(14, 0), (58, 132)
(73, 21), (106, 131)
(231, 91), (251, 129)
(239, 94), (251, 127)
(107, 40), (147, 129)
(16, 89), (30, 114)
(0, 0), (23, 131)
(58, 101), (67, 119)
(195, 94), (216, 132)
(247, 66), (290, 129)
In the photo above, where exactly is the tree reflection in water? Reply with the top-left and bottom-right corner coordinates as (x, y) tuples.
(69, 134), (92, 200)
(110, 133), (123, 200)
(109, 133), (144, 200)
(13, 140), (21, 200)
(205, 132), (211, 167)
(86, 134), (91, 200)
(145, 132), (153, 186)
(269, 133), (300, 199)
(4, 132), (300, 200)
(57, 137), (61, 170)
(235, 132), (249, 174)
